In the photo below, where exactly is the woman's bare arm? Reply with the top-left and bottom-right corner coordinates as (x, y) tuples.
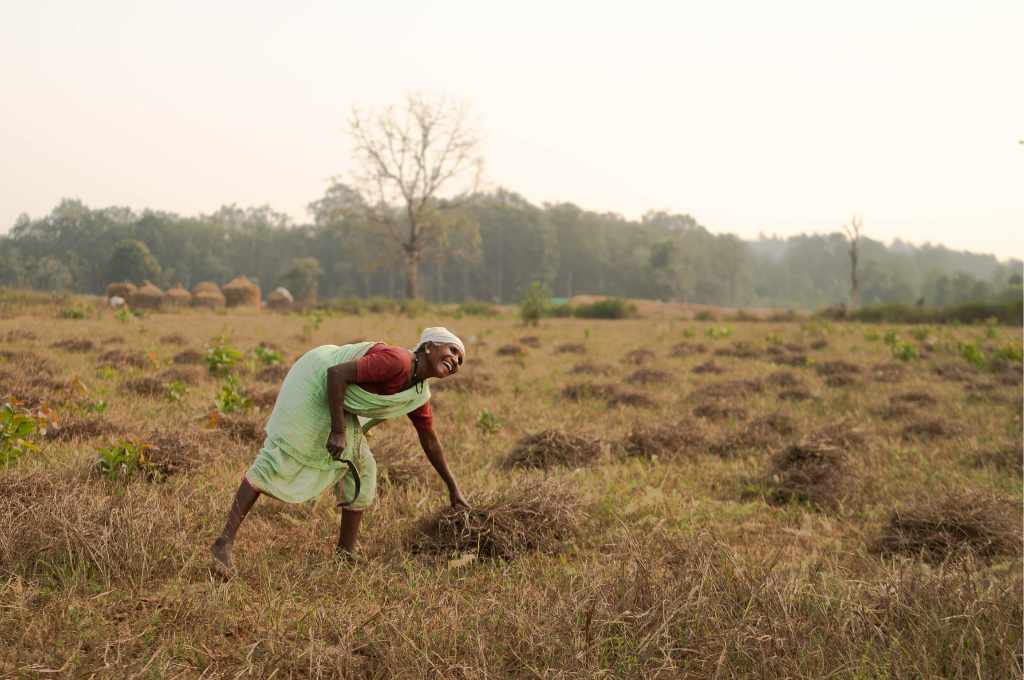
(417, 428), (469, 508)
(325, 361), (358, 458)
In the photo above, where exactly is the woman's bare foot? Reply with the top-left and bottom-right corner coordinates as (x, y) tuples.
(211, 537), (235, 578)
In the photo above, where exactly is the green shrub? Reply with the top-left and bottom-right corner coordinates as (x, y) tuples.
(864, 330), (881, 342)
(366, 297), (399, 314)
(573, 298), (635, 319)
(694, 310), (717, 321)
(544, 302), (575, 318)
(319, 297), (365, 315)
(705, 325), (733, 339)
(959, 341), (987, 370)
(0, 403), (44, 464)
(58, 305), (88, 319)
(476, 409), (502, 436)
(96, 439), (161, 482)
(891, 341), (920, 362)
(400, 298), (430, 318)
(206, 339), (243, 376)
(520, 282), (550, 326)
(841, 301), (1022, 325)
(215, 374), (252, 414)
(165, 381), (188, 402)
(253, 346), (283, 366)
(993, 343), (1023, 363)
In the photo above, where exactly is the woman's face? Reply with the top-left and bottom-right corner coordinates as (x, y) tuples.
(425, 342), (464, 379)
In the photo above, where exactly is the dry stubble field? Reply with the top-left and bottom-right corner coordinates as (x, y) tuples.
(1, 301), (1022, 679)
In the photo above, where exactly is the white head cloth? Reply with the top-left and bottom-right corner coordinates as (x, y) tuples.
(415, 326), (466, 357)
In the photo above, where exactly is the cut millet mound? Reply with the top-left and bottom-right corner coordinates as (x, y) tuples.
(216, 415), (266, 446)
(669, 342), (707, 358)
(407, 479), (583, 560)
(778, 388), (813, 402)
(97, 349), (150, 369)
(159, 333), (188, 345)
(691, 379), (763, 401)
(430, 372), (495, 394)
(518, 336), (541, 348)
(158, 367), (201, 385)
(933, 364), (974, 382)
(766, 371), (801, 387)
(607, 391), (658, 409)
(503, 429), (603, 470)
(561, 383), (620, 401)
(623, 348), (656, 365)
(621, 420), (706, 460)
(764, 422), (868, 511)
(122, 377), (165, 397)
(692, 360), (727, 375)
(693, 403), (748, 421)
(824, 374), (859, 388)
(624, 368), (672, 385)
(173, 349), (205, 365)
(496, 344), (524, 357)
(373, 436), (431, 492)
(772, 352), (809, 367)
(250, 389), (279, 409)
(871, 363), (907, 383)
(256, 364), (289, 383)
(568, 362), (614, 376)
(713, 342), (761, 359)
(4, 329), (37, 342)
(815, 360), (862, 377)
(555, 343), (587, 354)
(50, 338), (95, 353)
(45, 417), (120, 442)
(873, 489), (1022, 563)
(709, 413), (796, 456)
(890, 391), (938, 407)
(901, 418), (963, 441)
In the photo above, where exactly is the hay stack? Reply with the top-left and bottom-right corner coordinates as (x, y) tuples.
(267, 287), (293, 311)
(190, 282), (225, 309)
(163, 284), (191, 308)
(106, 281), (136, 300)
(129, 280), (164, 310)
(223, 276), (261, 308)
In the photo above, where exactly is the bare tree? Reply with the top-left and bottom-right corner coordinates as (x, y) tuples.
(843, 215), (863, 310)
(348, 93), (484, 299)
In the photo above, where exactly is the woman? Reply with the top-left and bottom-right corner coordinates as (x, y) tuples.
(211, 327), (469, 573)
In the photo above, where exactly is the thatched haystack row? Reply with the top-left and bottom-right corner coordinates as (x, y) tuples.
(191, 281), (226, 309)
(106, 281), (136, 300)
(223, 276), (261, 308)
(163, 284), (191, 307)
(129, 281), (164, 310)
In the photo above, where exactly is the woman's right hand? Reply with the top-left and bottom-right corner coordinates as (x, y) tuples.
(326, 430), (346, 460)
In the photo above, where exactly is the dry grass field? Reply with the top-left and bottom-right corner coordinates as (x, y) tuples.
(1, 297), (1022, 678)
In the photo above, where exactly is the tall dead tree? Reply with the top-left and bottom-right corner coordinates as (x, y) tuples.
(843, 215), (863, 310)
(348, 94), (484, 299)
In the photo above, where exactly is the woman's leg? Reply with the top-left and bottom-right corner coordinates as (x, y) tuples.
(211, 477), (260, 571)
(337, 508), (363, 555)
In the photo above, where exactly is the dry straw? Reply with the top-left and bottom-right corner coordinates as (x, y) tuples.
(163, 284), (192, 307)
(105, 281), (136, 300)
(267, 287), (293, 311)
(223, 276), (261, 308)
(190, 281), (226, 309)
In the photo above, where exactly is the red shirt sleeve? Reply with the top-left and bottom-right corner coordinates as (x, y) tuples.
(355, 344), (407, 384)
(408, 401), (434, 435)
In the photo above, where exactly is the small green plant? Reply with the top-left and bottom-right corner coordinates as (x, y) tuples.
(0, 402), (45, 464)
(958, 341), (987, 370)
(115, 306), (136, 323)
(993, 343), (1023, 363)
(705, 325), (733, 339)
(983, 317), (999, 339)
(682, 327), (696, 339)
(95, 366), (118, 380)
(765, 333), (783, 345)
(301, 310), (326, 339)
(910, 327), (930, 342)
(883, 330), (899, 347)
(86, 399), (109, 414)
(864, 330), (881, 342)
(253, 345), (283, 366)
(215, 374), (252, 414)
(520, 282), (550, 327)
(96, 439), (161, 481)
(58, 305), (88, 320)
(475, 409), (502, 436)
(206, 337), (243, 376)
(165, 381), (188, 402)
(891, 341), (920, 362)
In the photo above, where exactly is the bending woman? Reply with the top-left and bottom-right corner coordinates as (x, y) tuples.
(211, 327), (469, 573)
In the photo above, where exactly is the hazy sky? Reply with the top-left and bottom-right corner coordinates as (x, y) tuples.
(2, 1), (1021, 259)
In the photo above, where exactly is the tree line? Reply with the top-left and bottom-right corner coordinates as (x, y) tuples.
(1, 189), (1019, 310)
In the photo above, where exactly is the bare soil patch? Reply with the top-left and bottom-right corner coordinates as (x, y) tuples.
(555, 343), (587, 354)
(51, 338), (95, 353)
(503, 430), (603, 470)
(620, 420), (706, 460)
(408, 480), (583, 560)
(624, 368), (672, 385)
(873, 490), (1021, 563)
(692, 360), (726, 375)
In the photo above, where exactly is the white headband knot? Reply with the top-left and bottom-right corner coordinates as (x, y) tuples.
(415, 327), (466, 358)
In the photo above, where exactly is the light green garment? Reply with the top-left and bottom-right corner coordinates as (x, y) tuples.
(246, 342), (430, 508)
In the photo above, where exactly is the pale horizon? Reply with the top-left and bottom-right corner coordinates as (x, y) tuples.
(2, 1), (1021, 260)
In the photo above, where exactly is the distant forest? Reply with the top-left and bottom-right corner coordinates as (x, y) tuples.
(2, 186), (1020, 310)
